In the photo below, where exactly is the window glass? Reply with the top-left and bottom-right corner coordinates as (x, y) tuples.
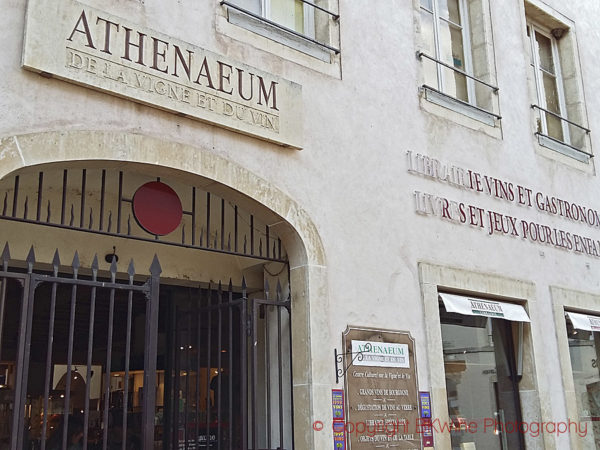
(567, 319), (600, 448)
(438, 0), (462, 25)
(441, 305), (524, 450)
(270, 0), (304, 33)
(420, 0), (434, 11)
(233, 0), (261, 15)
(534, 31), (555, 74)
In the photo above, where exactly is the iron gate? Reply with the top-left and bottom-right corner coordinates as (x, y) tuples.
(0, 243), (293, 450)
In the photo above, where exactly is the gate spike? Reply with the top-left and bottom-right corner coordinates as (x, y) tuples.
(259, 239), (263, 256)
(23, 196), (28, 219)
(218, 281), (223, 301)
(241, 277), (247, 296)
(1, 243), (10, 271)
(107, 211), (112, 233)
(264, 279), (270, 299)
(70, 204), (75, 226)
(276, 280), (282, 302)
(127, 259), (135, 278)
(89, 208), (93, 230)
(46, 200), (51, 222)
(199, 227), (203, 247)
(72, 251), (81, 275)
(91, 254), (99, 274)
(52, 250), (61, 276)
(243, 235), (247, 254)
(109, 254), (118, 275)
(26, 246), (36, 272)
(181, 225), (185, 245)
(149, 254), (162, 276)
(228, 279), (233, 292)
(2, 193), (7, 216)
(127, 215), (131, 236)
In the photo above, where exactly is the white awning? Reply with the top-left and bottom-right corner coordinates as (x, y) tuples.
(439, 293), (530, 322)
(566, 312), (600, 332)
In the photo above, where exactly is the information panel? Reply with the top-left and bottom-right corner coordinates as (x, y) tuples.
(343, 327), (420, 449)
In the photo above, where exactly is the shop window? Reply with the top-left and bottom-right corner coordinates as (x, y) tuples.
(221, 0), (340, 60)
(417, 0), (500, 126)
(524, 2), (592, 162)
(565, 312), (600, 447)
(439, 293), (528, 450)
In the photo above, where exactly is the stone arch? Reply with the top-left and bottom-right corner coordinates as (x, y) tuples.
(0, 130), (329, 449)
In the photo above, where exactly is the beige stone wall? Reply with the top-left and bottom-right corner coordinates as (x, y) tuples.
(3, 0), (600, 448)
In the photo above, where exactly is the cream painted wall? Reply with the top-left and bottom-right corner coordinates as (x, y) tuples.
(2, 0), (600, 448)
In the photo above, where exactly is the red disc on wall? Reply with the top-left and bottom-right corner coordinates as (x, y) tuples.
(133, 181), (183, 236)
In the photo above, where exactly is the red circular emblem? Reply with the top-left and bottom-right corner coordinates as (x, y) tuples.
(133, 181), (183, 236)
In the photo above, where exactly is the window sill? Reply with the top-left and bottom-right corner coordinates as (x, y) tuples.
(226, 8), (331, 62)
(419, 86), (502, 139)
(536, 133), (592, 164)
(215, 5), (341, 79)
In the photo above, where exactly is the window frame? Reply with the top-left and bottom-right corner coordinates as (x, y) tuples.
(220, 0), (340, 62)
(420, 0), (476, 105)
(526, 22), (571, 145)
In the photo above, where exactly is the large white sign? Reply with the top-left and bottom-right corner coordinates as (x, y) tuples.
(351, 340), (410, 368)
(22, 0), (303, 148)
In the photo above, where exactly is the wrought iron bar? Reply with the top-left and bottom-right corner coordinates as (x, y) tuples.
(0, 215), (287, 262)
(61, 170), (67, 225)
(36, 172), (43, 221)
(206, 192), (211, 249)
(192, 186), (196, 246)
(195, 290), (202, 450)
(240, 278), (248, 450)
(117, 171), (123, 234)
(14, 248), (36, 450)
(122, 260), (135, 450)
(102, 258), (117, 450)
(142, 255), (161, 450)
(205, 285), (213, 450)
(12, 175), (19, 218)
(277, 282), (284, 447)
(40, 252), (59, 450)
(83, 255), (98, 450)
(217, 282), (223, 450)
(265, 302), (271, 449)
(250, 215), (254, 256)
(80, 169), (86, 228)
(61, 252), (80, 450)
(417, 51), (499, 92)
(228, 280), (233, 450)
(220, 0), (341, 53)
(100, 169), (106, 231)
(531, 104), (591, 133)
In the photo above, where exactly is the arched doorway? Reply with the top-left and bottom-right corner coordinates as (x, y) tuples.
(0, 161), (302, 450)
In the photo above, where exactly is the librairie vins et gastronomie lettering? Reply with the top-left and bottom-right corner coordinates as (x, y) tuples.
(407, 151), (600, 258)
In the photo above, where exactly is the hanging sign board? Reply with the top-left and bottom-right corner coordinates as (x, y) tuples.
(22, 0), (303, 148)
(342, 327), (420, 449)
(439, 293), (530, 322)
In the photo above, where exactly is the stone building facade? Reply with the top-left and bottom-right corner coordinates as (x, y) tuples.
(1, 0), (600, 449)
